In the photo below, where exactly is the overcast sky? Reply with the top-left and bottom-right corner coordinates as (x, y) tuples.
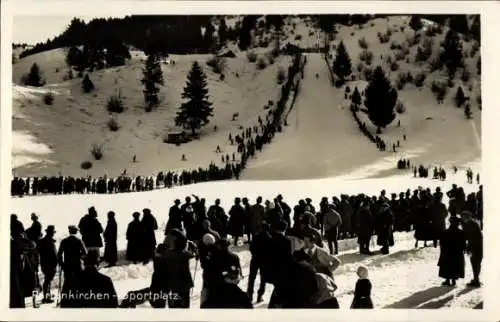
(12, 15), (126, 45)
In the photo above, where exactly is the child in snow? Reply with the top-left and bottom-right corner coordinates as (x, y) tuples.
(351, 265), (373, 309)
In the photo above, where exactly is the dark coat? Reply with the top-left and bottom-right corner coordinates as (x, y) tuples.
(26, 220), (42, 242)
(104, 219), (118, 264)
(278, 260), (318, 308)
(10, 237), (25, 307)
(141, 213), (158, 256)
(126, 219), (144, 262)
(376, 208), (394, 247)
(250, 230), (273, 281)
(151, 245), (195, 293)
(431, 201), (447, 239)
(351, 279), (374, 309)
(58, 235), (86, 270)
(38, 235), (58, 273)
(166, 205), (183, 231)
(462, 219), (483, 254)
(228, 204), (246, 236)
(200, 283), (253, 308)
(438, 227), (466, 279)
(248, 203), (265, 234)
(356, 207), (374, 242)
(203, 249), (241, 289)
(60, 268), (118, 308)
(266, 233), (292, 285)
(414, 204), (434, 241)
(78, 215), (104, 248)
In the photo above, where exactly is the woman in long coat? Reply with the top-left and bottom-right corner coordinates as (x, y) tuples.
(414, 193), (434, 247)
(103, 211), (118, 266)
(438, 216), (466, 286)
(126, 212), (144, 263)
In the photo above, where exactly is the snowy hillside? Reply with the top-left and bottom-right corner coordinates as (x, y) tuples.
(12, 15), (481, 180)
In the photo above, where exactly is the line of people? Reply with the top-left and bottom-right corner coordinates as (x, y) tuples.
(10, 183), (483, 308)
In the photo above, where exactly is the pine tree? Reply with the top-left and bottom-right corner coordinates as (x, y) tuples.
(363, 66), (397, 133)
(464, 103), (472, 119)
(351, 86), (362, 107)
(82, 74), (95, 93)
(23, 63), (45, 87)
(141, 54), (164, 112)
(454, 86), (466, 107)
(440, 30), (463, 79)
(332, 41), (352, 86)
(175, 61), (213, 135)
(409, 15), (423, 34)
(219, 17), (228, 46)
(66, 46), (83, 67)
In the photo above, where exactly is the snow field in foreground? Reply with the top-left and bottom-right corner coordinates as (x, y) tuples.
(15, 171), (481, 308)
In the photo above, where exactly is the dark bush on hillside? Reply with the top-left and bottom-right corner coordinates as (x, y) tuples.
(256, 57), (267, 70)
(80, 161), (93, 170)
(107, 117), (120, 131)
(358, 37), (369, 49)
(207, 55), (226, 74)
(43, 92), (54, 105)
(377, 31), (390, 44)
(91, 143), (104, 160)
(396, 101), (406, 114)
(363, 66), (373, 81)
(247, 51), (257, 62)
(357, 61), (364, 73)
(396, 73), (407, 90)
(431, 80), (448, 103)
(106, 94), (124, 113)
(359, 50), (374, 65)
(295, 35), (303, 40)
(429, 58), (444, 73)
(390, 61), (400, 71)
(390, 41), (402, 50)
(414, 72), (426, 87)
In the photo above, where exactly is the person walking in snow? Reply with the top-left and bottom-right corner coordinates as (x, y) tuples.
(438, 216), (466, 287)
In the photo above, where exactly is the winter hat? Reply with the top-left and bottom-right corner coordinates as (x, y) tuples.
(202, 233), (216, 245)
(357, 265), (369, 279)
(68, 225), (78, 234)
(46, 225), (56, 234)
